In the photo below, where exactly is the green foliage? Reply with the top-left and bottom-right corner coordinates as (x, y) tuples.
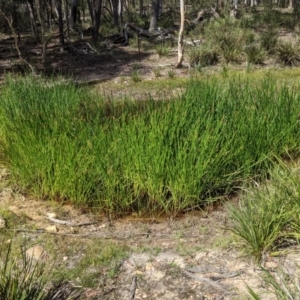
(242, 9), (296, 30)
(203, 18), (254, 63)
(244, 43), (266, 64)
(167, 69), (175, 78)
(276, 41), (300, 66)
(259, 29), (278, 54)
(61, 240), (128, 287)
(131, 68), (142, 82)
(0, 241), (48, 300)
(247, 265), (300, 299)
(156, 42), (171, 57)
(187, 45), (219, 67)
(227, 183), (291, 261)
(1, 76), (300, 216)
(153, 68), (161, 77)
(228, 161), (300, 261)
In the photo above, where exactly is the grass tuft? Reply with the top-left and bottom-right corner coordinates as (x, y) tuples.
(0, 241), (48, 300)
(276, 41), (300, 66)
(228, 160), (300, 261)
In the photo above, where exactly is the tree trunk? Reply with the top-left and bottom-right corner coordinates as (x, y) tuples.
(65, 0), (70, 37)
(35, 0), (47, 66)
(27, 0), (39, 41)
(149, 0), (159, 32)
(139, 0), (143, 17)
(233, 0), (238, 10)
(118, 0), (123, 24)
(158, 0), (162, 16)
(87, 0), (95, 25)
(176, 0), (184, 68)
(57, 0), (64, 45)
(92, 0), (102, 42)
(70, 0), (79, 28)
(112, 0), (118, 26)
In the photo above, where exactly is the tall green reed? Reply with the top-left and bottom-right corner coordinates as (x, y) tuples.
(0, 75), (299, 216)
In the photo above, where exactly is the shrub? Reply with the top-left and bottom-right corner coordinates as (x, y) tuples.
(259, 29), (278, 54)
(156, 42), (171, 57)
(228, 161), (300, 262)
(247, 264), (300, 299)
(131, 64), (142, 82)
(0, 242), (48, 300)
(187, 45), (219, 67)
(167, 69), (175, 78)
(244, 43), (266, 64)
(276, 41), (300, 66)
(227, 183), (291, 261)
(204, 18), (254, 64)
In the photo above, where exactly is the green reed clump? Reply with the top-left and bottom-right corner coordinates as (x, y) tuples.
(0, 75), (300, 215)
(227, 160), (300, 262)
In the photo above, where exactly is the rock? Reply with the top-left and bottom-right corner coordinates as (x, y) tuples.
(26, 245), (48, 261)
(1, 189), (13, 200)
(265, 261), (278, 270)
(0, 216), (6, 228)
(45, 225), (58, 232)
(46, 212), (57, 218)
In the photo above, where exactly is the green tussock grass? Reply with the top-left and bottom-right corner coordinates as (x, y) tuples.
(0, 75), (300, 216)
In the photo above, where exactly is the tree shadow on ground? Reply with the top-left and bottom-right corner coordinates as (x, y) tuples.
(0, 35), (152, 84)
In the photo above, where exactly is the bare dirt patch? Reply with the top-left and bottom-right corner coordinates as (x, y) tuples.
(1, 169), (299, 300)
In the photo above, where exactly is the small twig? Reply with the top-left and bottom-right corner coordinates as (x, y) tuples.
(129, 275), (137, 300)
(45, 216), (96, 227)
(12, 228), (152, 240)
(85, 42), (98, 54)
(183, 270), (228, 292)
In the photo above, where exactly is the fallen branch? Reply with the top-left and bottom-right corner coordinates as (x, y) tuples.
(45, 216), (96, 227)
(13, 228), (204, 240)
(191, 10), (205, 24)
(129, 275), (137, 300)
(86, 42), (98, 54)
(124, 23), (175, 45)
(211, 6), (221, 19)
(0, 9), (35, 73)
(183, 270), (228, 292)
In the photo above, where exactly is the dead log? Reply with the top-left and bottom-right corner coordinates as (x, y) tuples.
(191, 10), (205, 24)
(211, 6), (221, 19)
(123, 23), (175, 45)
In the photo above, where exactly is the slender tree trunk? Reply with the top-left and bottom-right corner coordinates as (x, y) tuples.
(87, 0), (95, 26)
(158, 0), (162, 16)
(234, 0), (238, 10)
(35, 0), (47, 66)
(118, 0), (123, 24)
(69, 0), (79, 28)
(112, 0), (118, 26)
(92, 0), (102, 42)
(139, 0), (143, 17)
(176, 0), (184, 68)
(57, 0), (64, 45)
(46, 0), (52, 28)
(52, 0), (59, 17)
(149, 0), (159, 32)
(65, 0), (70, 37)
(27, 0), (40, 41)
